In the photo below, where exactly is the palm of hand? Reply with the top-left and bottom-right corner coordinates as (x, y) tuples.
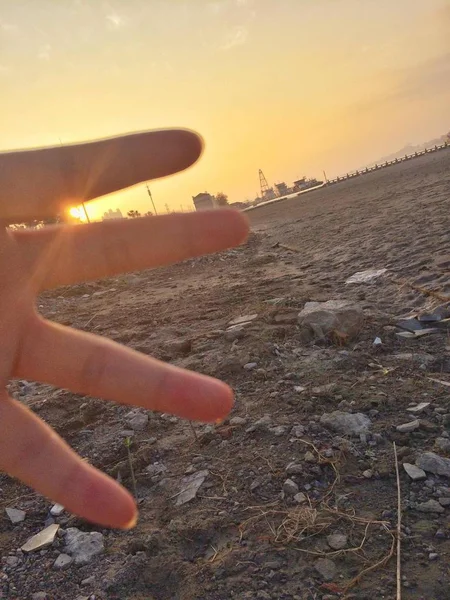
(0, 130), (248, 528)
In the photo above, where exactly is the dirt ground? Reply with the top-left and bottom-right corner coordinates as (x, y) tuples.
(1, 148), (450, 600)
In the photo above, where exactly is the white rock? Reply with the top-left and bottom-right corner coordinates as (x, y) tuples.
(403, 463), (426, 481)
(298, 300), (364, 341)
(320, 411), (371, 436)
(283, 479), (299, 496)
(327, 533), (348, 550)
(407, 402), (431, 414)
(286, 463), (303, 475)
(294, 492), (307, 504)
(416, 452), (450, 478)
(396, 420), (420, 433)
(175, 470), (208, 506)
(125, 410), (149, 431)
(21, 524), (60, 553)
(345, 268), (387, 284)
(50, 503), (65, 517)
(5, 508), (26, 524)
(243, 362), (258, 370)
(54, 553), (73, 570)
(64, 528), (105, 565)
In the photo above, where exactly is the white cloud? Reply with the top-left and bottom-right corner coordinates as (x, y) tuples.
(221, 25), (248, 50)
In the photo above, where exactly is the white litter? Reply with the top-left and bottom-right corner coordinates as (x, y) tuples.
(345, 268), (387, 285)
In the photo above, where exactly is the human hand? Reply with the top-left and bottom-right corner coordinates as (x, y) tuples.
(0, 129), (249, 529)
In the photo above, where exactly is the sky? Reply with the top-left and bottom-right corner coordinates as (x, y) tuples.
(0, 0), (449, 220)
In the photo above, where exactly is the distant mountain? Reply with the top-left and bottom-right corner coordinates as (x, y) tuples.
(367, 132), (449, 167)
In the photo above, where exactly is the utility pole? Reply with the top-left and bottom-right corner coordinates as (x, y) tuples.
(323, 170), (328, 185)
(146, 184), (157, 215)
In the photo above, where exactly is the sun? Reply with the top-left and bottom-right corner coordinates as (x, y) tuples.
(69, 207), (81, 219)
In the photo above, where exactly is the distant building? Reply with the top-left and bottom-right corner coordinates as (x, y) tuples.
(102, 208), (124, 220)
(274, 182), (290, 196)
(192, 192), (216, 211)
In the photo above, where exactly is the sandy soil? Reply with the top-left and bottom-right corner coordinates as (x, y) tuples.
(1, 148), (450, 600)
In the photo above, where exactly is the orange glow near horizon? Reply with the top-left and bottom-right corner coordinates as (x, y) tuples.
(1, 1), (449, 221)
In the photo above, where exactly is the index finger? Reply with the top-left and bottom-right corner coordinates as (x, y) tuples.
(0, 129), (202, 223)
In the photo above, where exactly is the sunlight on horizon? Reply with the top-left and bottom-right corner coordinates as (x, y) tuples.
(1, 0), (449, 220)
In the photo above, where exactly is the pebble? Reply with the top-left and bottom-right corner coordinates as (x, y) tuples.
(21, 524), (60, 553)
(429, 553), (439, 561)
(5, 508), (26, 524)
(362, 469), (373, 479)
(50, 503), (65, 517)
(5, 556), (20, 568)
(270, 425), (287, 436)
(294, 492), (307, 504)
(229, 416), (247, 426)
(416, 452), (450, 478)
(416, 499), (445, 514)
(327, 533), (348, 550)
(283, 479), (299, 496)
(64, 528), (105, 565)
(125, 410), (149, 431)
(31, 594), (49, 600)
(435, 438), (450, 453)
(320, 411), (371, 436)
(314, 558), (337, 581)
(403, 463), (427, 481)
(54, 553), (73, 570)
(81, 576), (97, 586)
(438, 497), (450, 507)
(290, 425), (305, 437)
(304, 451), (316, 463)
(396, 420), (420, 433)
(244, 362), (258, 371)
(286, 462), (303, 475)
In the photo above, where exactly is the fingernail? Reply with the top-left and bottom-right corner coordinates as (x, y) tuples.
(122, 512), (138, 530)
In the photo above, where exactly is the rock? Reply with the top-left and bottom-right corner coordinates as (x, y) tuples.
(269, 425), (287, 436)
(64, 528), (105, 565)
(145, 462), (167, 477)
(396, 420), (420, 433)
(81, 576), (96, 586)
(230, 416), (247, 426)
(407, 402), (431, 414)
(294, 492), (307, 504)
(253, 415), (273, 429)
(175, 470), (208, 506)
(5, 508), (26, 524)
(224, 327), (246, 341)
(327, 534), (348, 550)
(362, 469), (373, 479)
(286, 462), (303, 475)
(50, 503), (65, 517)
(228, 314), (258, 327)
(416, 499), (445, 514)
(164, 339), (192, 355)
(283, 479), (299, 496)
(294, 385), (306, 393)
(298, 300), (364, 341)
(32, 594), (49, 600)
(54, 553), (73, 570)
(304, 451), (316, 463)
(243, 362), (258, 370)
(314, 558), (337, 581)
(429, 553), (439, 561)
(435, 438), (450, 453)
(312, 383), (338, 396)
(125, 410), (149, 431)
(438, 497), (450, 507)
(345, 268), (387, 284)
(290, 425), (305, 437)
(21, 524), (60, 552)
(320, 411), (371, 436)
(416, 452), (450, 478)
(403, 463), (427, 481)
(5, 556), (20, 568)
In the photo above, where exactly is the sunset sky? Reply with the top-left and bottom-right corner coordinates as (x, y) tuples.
(1, 0), (449, 220)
